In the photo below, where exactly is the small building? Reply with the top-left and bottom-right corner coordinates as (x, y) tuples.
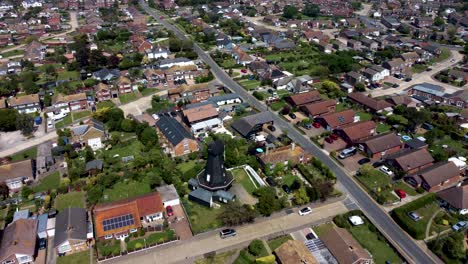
(258, 144), (312, 170)
(300, 99), (336, 118)
(335, 120), (376, 145)
(93, 68), (120, 81)
(155, 115), (199, 157)
(85, 159), (103, 175)
(320, 226), (373, 264)
(404, 161), (461, 192)
(155, 184), (180, 207)
(285, 90), (322, 107)
(356, 133), (402, 159)
(0, 219), (38, 264)
(95, 83), (113, 101)
(36, 141), (54, 175)
(54, 208), (91, 255)
(182, 104), (219, 125)
(8, 94), (41, 114)
(0, 159), (35, 192)
(383, 58), (406, 75)
(231, 112), (274, 139)
(438, 181), (468, 215)
(274, 240), (318, 264)
(315, 109), (356, 131)
(385, 148), (434, 174)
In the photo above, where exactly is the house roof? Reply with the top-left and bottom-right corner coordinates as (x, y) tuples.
(347, 92), (392, 111)
(274, 240), (318, 264)
(8, 94), (39, 107)
(387, 148), (434, 171)
(183, 104), (218, 123)
(0, 159), (34, 182)
(231, 111), (274, 137)
(358, 133), (402, 153)
(54, 208), (88, 248)
(411, 161), (460, 188)
(156, 115), (193, 146)
(318, 109), (355, 129)
(411, 83), (446, 97)
(287, 90), (321, 106)
(404, 138), (427, 149)
(71, 120), (105, 136)
(387, 95), (414, 106)
(338, 120), (376, 141)
(320, 226), (372, 264)
(0, 219), (38, 261)
(85, 159), (103, 171)
(301, 99), (336, 116)
(438, 180), (468, 210)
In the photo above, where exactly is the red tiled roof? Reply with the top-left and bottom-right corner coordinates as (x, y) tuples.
(319, 109), (355, 129)
(338, 120), (376, 142)
(287, 90), (321, 106)
(301, 99), (336, 116)
(347, 92), (392, 112)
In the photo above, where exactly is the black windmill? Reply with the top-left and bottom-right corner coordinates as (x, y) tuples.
(197, 140), (234, 191)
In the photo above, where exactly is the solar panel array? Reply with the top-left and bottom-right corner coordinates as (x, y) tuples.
(337, 116), (345, 124)
(102, 214), (135, 231)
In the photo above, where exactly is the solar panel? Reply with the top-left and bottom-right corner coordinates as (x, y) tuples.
(337, 116), (345, 124)
(102, 214), (135, 232)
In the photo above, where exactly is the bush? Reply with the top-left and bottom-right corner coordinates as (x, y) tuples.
(138, 228), (145, 237)
(416, 186), (425, 194)
(253, 91), (266, 100)
(249, 239), (266, 257)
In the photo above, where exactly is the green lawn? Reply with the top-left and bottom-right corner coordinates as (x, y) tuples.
(102, 139), (143, 158)
(267, 235), (293, 251)
(72, 110), (91, 121)
(55, 115), (72, 129)
(238, 79), (260, 90)
(177, 160), (198, 173)
(146, 229), (176, 245)
(182, 197), (223, 234)
(313, 222), (335, 237)
(195, 251), (236, 264)
(356, 111), (373, 121)
(433, 48), (451, 63)
(119, 93), (137, 104)
(356, 169), (400, 204)
(232, 168), (257, 194)
(269, 101), (286, 111)
(96, 100), (115, 109)
(9, 146), (37, 161)
(282, 173), (299, 187)
(96, 240), (121, 257)
(57, 71), (80, 81)
(33, 172), (61, 192)
(376, 123), (391, 134)
(412, 64), (428, 74)
(56, 250), (90, 264)
(101, 180), (151, 203)
(55, 192), (86, 211)
(429, 211), (456, 235)
(429, 136), (467, 156)
(140, 88), (158, 97)
(220, 58), (236, 68)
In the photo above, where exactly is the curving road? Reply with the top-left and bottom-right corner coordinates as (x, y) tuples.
(140, 1), (441, 263)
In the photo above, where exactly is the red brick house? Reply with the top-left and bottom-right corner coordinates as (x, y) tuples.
(356, 133), (402, 159)
(335, 120), (376, 145)
(300, 99), (336, 118)
(404, 161), (462, 192)
(315, 109), (355, 131)
(285, 90), (322, 107)
(155, 115), (199, 157)
(385, 148), (434, 175)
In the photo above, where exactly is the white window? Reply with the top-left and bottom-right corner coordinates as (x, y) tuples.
(104, 234), (113, 240)
(129, 228), (138, 233)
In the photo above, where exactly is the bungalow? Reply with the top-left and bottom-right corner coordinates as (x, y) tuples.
(300, 99), (336, 118)
(345, 71), (365, 86)
(285, 90), (321, 107)
(24, 40), (46, 62)
(320, 226), (373, 264)
(182, 104), (218, 125)
(386, 95), (417, 108)
(315, 109), (356, 131)
(54, 208), (93, 255)
(155, 115), (199, 157)
(347, 92), (393, 113)
(258, 144), (312, 170)
(0, 159), (35, 192)
(357, 133), (403, 159)
(0, 219), (38, 264)
(70, 119), (107, 150)
(93, 192), (164, 240)
(385, 148), (434, 174)
(404, 161), (461, 192)
(335, 120), (376, 145)
(8, 94), (41, 114)
(438, 181), (468, 215)
(231, 111), (274, 138)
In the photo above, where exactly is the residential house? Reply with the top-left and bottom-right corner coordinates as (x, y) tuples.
(155, 184), (180, 208)
(447, 89), (468, 108)
(47, 13), (61, 31)
(232, 46), (253, 66)
(143, 69), (166, 88)
(421, 43), (441, 56)
(335, 120), (376, 145)
(274, 240), (318, 264)
(24, 40), (46, 61)
(357, 133), (402, 159)
(248, 60), (270, 75)
(156, 115), (199, 157)
(415, 17), (433, 28)
(182, 104), (218, 125)
(404, 161), (461, 192)
(400, 52), (421, 66)
(383, 58), (407, 74)
(114, 76), (133, 94)
(408, 83), (467, 108)
(347, 39), (362, 50)
(381, 16), (401, 28)
(347, 92), (393, 113)
(345, 72), (365, 86)
(93, 68), (120, 82)
(54, 208), (92, 255)
(167, 83), (213, 104)
(303, 30), (330, 45)
(0, 219), (38, 264)
(386, 95), (417, 108)
(22, 0), (42, 9)
(285, 75), (314, 93)
(70, 119), (106, 150)
(158, 57), (195, 69)
(8, 94), (41, 114)
(360, 38), (378, 51)
(300, 99), (336, 118)
(273, 39), (296, 50)
(36, 141), (54, 175)
(52, 93), (88, 112)
(93, 192), (164, 240)
(0, 159), (35, 192)
(285, 90), (321, 107)
(85, 160), (103, 175)
(95, 83), (113, 101)
(146, 47), (169, 60)
(448, 70), (468, 85)
(321, 226), (373, 264)
(385, 148), (434, 174)
(438, 180), (468, 215)
(315, 109), (356, 131)
(231, 111), (274, 138)
(258, 144), (312, 170)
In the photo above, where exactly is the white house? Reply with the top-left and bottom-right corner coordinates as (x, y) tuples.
(147, 47), (169, 60)
(22, 0), (42, 9)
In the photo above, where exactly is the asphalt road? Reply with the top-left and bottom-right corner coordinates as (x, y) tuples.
(141, 1), (440, 263)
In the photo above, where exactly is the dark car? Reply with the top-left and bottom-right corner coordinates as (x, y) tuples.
(302, 123), (313, 129)
(267, 125), (276, 132)
(392, 83), (399, 88)
(404, 77), (412, 82)
(358, 158), (371, 165)
(266, 177), (276, 186)
(282, 185), (291, 194)
(39, 238), (47, 250)
(288, 113), (297, 119)
(325, 137), (334, 144)
(425, 67), (432, 71)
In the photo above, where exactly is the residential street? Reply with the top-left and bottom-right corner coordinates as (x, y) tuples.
(111, 200), (348, 264)
(140, 1), (441, 263)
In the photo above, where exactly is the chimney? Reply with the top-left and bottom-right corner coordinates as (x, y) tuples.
(291, 142), (295, 151)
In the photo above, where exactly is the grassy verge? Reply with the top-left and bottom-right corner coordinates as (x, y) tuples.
(313, 222), (334, 237)
(55, 115), (72, 129)
(238, 79), (261, 90)
(72, 110), (91, 121)
(195, 251), (236, 264)
(119, 93), (137, 104)
(232, 168), (257, 194)
(267, 235), (293, 251)
(97, 100), (115, 109)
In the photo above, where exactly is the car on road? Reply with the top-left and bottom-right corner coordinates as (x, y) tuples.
(339, 147), (357, 159)
(358, 158), (370, 165)
(288, 112), (297, 119)
(266, 177), (276, 186)
(299, 207), (312, 216)
(267, 125), (276, 132)
(39, 238), (47, 250)
(408, 211), (421, 221)
(220, 229), (236, 239)
(452, 221), (467, 231)
(394, 189), (406, 199)
(166, 205), (173, 217)
(379, 166), (393, 176)
(282, 184), (292, 194)
(312, 122), (321, 128)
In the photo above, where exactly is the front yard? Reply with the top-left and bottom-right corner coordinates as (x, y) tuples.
(96, 100), (115, 109)
(56, 250), (90, 264)
(119, 93), (137, 104)
(182, 197), (223, 234)
(127, 229), (176, 251)
(55, 115), (73, 129)
(55, 191), (86, 211)
(9, 146), (37, 161)
(72, 110), (91, 121)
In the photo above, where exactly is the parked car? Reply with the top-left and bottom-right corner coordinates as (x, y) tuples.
(392, 83), (399, 88)
(267, 125), (276, 132)
(220, 229), (237, 239)
(288, 113), (297, 119)
(407, 211), (421, 221)
(325, 137), (334, 144)
(47, 120), (54, 129)
(302, 123), (313, 129)
(266, 177), (276, 186)
(299, 207), (312, 216)
(452, 221), (467, 231)
(394, 189), (406, 199)
(339, 147), (357, 159)
(379, 166), (393, 176)
(358, 158), (370, 165)
(241, 69), (247, 73)
(312, 122), (321, 128)
(425, 67), (432, 71)
(330, 134), (338, 140)
(404, 77), (412, 82)
(282, 185), (292, 194)
(166, 205), (174, 217)
(372, 161), (385, 168)
(39, 238), (47, 250)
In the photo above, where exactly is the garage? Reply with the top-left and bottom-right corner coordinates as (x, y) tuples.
(156, 184), (180, 207)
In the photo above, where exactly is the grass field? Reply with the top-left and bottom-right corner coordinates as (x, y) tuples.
(55, 192), (86, 211)
(269, 101), (286, 111)
(55, 115), (72, 129)
(56, 250), (90, 264)
(238, 79), (260, 90)
(267, 235), (293, 251)
(232, 168), (257, 194)
(182, 197), (223, 234)
(72, 110), (91, 121)
(119, 93), (137, 104)
(9, 146), (37, 161)
(101, 180), (151, 203)
(102, 139), (143, 158)
(97, 100), (115, 109)
(33, 172), (61, 192)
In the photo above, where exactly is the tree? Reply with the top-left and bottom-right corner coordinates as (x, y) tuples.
(218, 202), (257, 226)
(84, 146), (95, 162)
(351, 1), (362, 10)
(254, 187), (282, 216)
(0, 182), (8, 200)
(282, 5), (298, 19)
(442, 233), (465, 260)
(433, 16), (445, 27)
(354, 82), (366, 92)
(248, 240), (265, 256)
(0, 109), (18, 132)
(21, 186), (33, 199)
(293, 187), (310, 205)
(16, 113), (34, 136)
(280, 105), (291, 115)
(303, 3), (320, 17)
(44, 64), (57, 80)
(120, 119), (135, 132)
(138, 127), (158, 146)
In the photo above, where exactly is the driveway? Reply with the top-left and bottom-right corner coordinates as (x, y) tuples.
(168, 204), (193, 240)
(230, 183), (258, 205)
(337, 153), (366, 173)
(46, 236), (56, 264)
(322, 138), (347, 153)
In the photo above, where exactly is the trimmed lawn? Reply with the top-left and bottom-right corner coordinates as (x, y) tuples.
(177, 160), (198, 173)
(356, 111), (372, 121)
(356, 169), (399, 204)
(267, 235), (293, 251)
(269, 101), (286, 111)
(376, 123), (391, 134)
(195, 251), (236, 264)
(282, 174), (299, 187)
(119, 93), (137, 104)
(232, 168), (257, 194)
(57, 71), (80, 81)
(102, 139), (143, 158)
(101, 180), (151, 203)
(97, 100), (115, 109)
(140, 88), (158, 97)
(412, 64), (428, 74)
(72, 110), (91, 121)
(55, 115), (72, 129)
(182, 197), (223, 234)
(393, 181), (418, 196)
(238, 79), (260, 90)
(433, 48), (451, 63)
(9, 146), (37, 161)
(33, 172), (61, 192)
(313, 222), (335, 237)
(56, 250), (90, 264)
(55, 192), (86, 211)
(220, 58), (236, 68)
(146, 229), (176, 245)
